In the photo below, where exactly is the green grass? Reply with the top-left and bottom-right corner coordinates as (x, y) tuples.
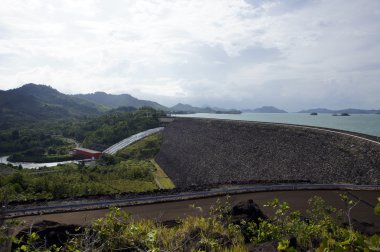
(150, 159), (175, 189)
(116, 133), (163, 160)
(115, 133), (175, 189)
(0, 161), (158, 202)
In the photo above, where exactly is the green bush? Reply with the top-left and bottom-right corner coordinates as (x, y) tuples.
(8, 196), (380, 251)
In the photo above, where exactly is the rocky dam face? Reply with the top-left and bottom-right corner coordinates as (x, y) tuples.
(155, 118), (380, 187)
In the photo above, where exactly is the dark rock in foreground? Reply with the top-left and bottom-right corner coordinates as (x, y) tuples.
(155, 118), (380, 187)
(13, 221), (81, 250)
(232, 199), (267, 223)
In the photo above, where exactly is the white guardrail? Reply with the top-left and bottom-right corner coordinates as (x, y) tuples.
(103, 127), (165, 155)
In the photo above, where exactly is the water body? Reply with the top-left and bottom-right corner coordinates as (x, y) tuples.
(0, 156), (77, 169)
(175, 113), (380, 137)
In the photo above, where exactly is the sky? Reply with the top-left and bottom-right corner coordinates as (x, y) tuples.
(0, 0), (379, 111)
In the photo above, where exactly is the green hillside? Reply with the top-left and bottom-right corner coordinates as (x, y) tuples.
(0, 84), (106, 126)
(74, 92), (168, 111)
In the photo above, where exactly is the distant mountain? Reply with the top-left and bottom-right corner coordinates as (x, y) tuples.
(169, 103), (241, 114)
(74, 92), (168, 111)
(0, 83), (105, 124)
(242, 106), (287, 113)
(298, 108), (334, 114)
(211, 107), (240, 113)
(298, 108), (380, 114)
(170, 103), (214, 113)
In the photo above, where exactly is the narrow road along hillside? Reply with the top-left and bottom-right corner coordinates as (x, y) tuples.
(103, 127), (164, 154)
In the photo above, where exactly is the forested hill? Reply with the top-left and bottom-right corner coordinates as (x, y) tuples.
(74, 92), (168, 111)
(0, 84), (105, 125)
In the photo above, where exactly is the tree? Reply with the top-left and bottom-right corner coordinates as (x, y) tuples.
(11, 130), (19, 140)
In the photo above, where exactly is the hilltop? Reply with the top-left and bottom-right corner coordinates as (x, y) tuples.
(170, 103), (241, 114)
(242, 106), (287, 113)
(169, 103), (214, 113)
(74, 92), (167, 111)
(0, 84), (105, 125)
(0, 84), (244, 126)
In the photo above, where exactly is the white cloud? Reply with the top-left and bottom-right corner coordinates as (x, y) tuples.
(0, 0), (379, 110)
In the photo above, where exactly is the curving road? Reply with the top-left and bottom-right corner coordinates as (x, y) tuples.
(3, 184), (380, 218)
(103, 127), (164, 154)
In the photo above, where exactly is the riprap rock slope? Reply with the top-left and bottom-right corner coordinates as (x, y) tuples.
(155, 118), (380, 187)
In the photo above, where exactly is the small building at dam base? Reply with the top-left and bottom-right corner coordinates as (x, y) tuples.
(73, 147), (102, 159)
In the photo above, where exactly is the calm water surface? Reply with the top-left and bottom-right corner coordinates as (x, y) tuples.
(176, 113), (380, 137)
(0, 156), (77, 169)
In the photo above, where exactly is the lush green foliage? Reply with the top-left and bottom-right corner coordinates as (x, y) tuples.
(7, 196), (380, 251)
(0, 127), (74, 157)
(0, 84), (104, 126)
(116, 133), (163, 160)
(0, 160), (158, 203)
(0, 107), (163, 162)
(13, 207), (246, 252)
(115, 134), (175, 189)
(374, 197), (380, 216)
(0, 118), (166, 203)
(246, 196), (380, 251)
(0, 164), (18, 175)
(74, 92), (168, 110)
(80, 107), (163, 150)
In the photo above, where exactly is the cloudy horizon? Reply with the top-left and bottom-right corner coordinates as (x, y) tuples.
(0, 0), (379, 111)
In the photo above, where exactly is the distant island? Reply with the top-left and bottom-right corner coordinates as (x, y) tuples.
(299, 108), (380, 114)
(241, 106), (287, 113)
(169, 103), (242, 114)
(215, 110), (241, 114)
(332, 113), (350, 116)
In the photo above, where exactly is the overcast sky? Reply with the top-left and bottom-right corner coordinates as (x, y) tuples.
(0, 0), (379, 111)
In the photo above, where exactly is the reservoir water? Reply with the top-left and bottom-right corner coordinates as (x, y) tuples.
(176, 113), (380, 137)
(0, 156), (77, 169)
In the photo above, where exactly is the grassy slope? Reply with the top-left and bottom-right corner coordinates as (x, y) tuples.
(116, 133), (175, 189)
(150, 159), (175, 189)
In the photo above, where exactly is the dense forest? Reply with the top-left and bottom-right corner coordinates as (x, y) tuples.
(0, 133), (164, 203)
(0, 84), (168, 202)
(0, 107), (164, 162)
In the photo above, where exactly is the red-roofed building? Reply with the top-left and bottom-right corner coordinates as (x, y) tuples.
(73, 147), (102, 159)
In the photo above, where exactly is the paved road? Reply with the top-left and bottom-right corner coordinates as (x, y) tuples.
(103, 127), (164, 154)
(3, 184), (380, 218)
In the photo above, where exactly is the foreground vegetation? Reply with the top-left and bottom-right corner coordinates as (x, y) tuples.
(0, 161), (158, 203)
(4, 196), (380, 251)
(0, 132), (166, 204)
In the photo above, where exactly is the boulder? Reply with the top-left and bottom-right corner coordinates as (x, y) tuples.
(232, 199), (267, 223)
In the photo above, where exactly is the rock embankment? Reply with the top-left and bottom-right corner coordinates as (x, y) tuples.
(155, 118), (380, 187)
